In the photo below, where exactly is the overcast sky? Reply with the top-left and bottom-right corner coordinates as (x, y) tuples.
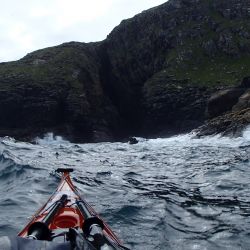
(0, 0), (167, 62)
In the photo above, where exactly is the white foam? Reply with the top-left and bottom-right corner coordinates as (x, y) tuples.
(35, 132), (69, 146)
(242, 125), (250, 141)
(144, 128), (250, 149)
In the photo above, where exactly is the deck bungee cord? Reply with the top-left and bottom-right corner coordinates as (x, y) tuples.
(0, 168), (130, 250)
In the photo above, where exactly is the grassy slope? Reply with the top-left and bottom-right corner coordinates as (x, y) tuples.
(163, 5), (250, 87)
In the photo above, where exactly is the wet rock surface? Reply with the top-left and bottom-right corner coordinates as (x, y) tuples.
(0, 0), (250, 141)
(197, 77), (250, 137)
(196, 108), (250, 137)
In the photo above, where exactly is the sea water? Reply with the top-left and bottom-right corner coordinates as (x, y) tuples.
(0, 128), (250, 249)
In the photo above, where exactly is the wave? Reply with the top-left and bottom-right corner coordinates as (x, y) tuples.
(0, 128), (249, 248)
(35, 132), (69, 146)
(0, 153), (40, 181)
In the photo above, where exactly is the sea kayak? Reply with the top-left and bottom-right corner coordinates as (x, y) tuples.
(1, 168), (129, 250)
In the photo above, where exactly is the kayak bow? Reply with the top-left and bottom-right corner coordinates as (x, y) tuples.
(18, 168), (129, 250)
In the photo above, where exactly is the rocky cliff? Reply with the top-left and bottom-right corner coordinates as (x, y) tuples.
(0, 0), (250, 142)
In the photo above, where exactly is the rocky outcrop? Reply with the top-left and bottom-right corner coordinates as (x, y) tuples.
(233, 90), (250, 111)
(0, 43), (121, 142)
(142, 72), (214, 135)
(197, 77), (250, 137)
(100, 0), (250, 138)
(206, 88), (245, 118)
(0, 0), (250, 142)
(196, 108), (250, 137)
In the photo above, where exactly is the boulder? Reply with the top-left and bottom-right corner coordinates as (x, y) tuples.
(196, 108), (250, 137)
(128, 137), (139, 145)
(240, 76), (250, 88)
(0, 0), (250, 141)
(233, 90), (250, 111)
(206, 88), (245, 118)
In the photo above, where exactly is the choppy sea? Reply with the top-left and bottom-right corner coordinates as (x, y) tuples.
(1, 128), (250, 250)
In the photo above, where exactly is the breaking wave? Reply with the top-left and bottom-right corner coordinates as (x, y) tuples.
(0, 129), (250, 249)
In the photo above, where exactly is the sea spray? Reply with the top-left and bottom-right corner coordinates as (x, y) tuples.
(0, 133), (250, 249)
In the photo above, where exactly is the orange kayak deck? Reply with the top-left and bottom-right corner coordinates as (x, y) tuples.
(18, 169), (123, 247)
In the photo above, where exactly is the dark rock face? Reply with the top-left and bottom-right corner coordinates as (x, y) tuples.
(196, 108), (250, 137)
(233, 90), (250, 111)
(142, 72), (214, 135)
(197, 77), (250, 137)
(206, 88), (245, 118)
(240, 76), (250, 88)
(0, 0), (250, 141)
(0, 43), (120, 142)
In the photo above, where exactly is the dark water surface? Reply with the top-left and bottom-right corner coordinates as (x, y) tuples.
(0, 130), (250, 250)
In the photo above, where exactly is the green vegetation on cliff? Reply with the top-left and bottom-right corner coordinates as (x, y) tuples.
(0, 0), (249, 141)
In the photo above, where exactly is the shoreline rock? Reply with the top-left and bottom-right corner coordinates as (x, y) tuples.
(0, 0), (250, 142)
(195, 108), (250, 138)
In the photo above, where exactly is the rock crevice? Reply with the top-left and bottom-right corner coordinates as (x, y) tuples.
(0, 0), (249, 141)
